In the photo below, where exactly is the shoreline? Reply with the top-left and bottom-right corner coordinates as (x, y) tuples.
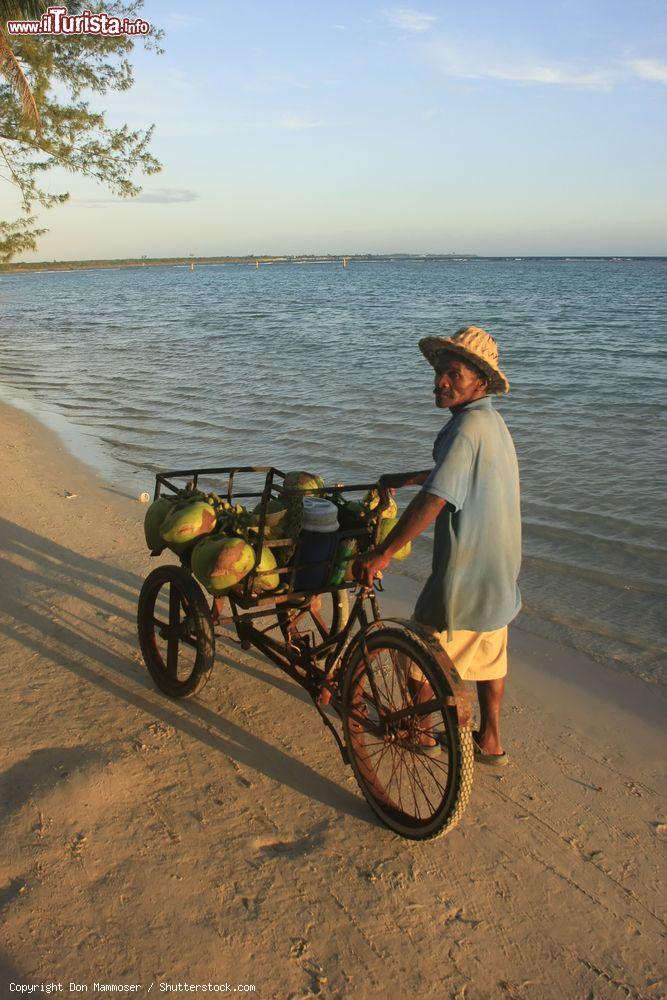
(1, 398), (665, 993)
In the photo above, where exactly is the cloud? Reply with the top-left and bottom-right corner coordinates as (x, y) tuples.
(430, 40), (611, 88)
(626, 58), (667, 85)
(385, 7), (437, 32)
(77, 189), (199, 206)
(134, 189), (199, 204)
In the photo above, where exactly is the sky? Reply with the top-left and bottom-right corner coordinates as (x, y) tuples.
(4, 0), (667, 259)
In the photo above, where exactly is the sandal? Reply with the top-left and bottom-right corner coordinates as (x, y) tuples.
(472, 731), (509, 767)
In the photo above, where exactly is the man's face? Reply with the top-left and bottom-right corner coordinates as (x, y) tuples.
(433, 354), (487, 409)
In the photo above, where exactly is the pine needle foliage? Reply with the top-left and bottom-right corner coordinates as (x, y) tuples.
(0, 1), (162, 260)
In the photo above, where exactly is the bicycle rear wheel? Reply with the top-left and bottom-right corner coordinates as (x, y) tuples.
(341, 629), (473, 840)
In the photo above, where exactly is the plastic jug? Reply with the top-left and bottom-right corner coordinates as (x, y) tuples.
(293, 497), (339, 591)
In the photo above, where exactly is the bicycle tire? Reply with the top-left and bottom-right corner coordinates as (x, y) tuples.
(341, 628), (473, 840)
(278, 588), (349, 642)
(315, 588), (350, 638)
(137, 565), (215, 698)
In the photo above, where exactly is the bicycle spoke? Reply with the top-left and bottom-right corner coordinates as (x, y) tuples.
(385, 739), (404, 791)
(416, 745), (451, 783)
(358, 736), (392, 769)
(394, 745), (415, 817)
(360, 730), (389, 756)
(407, 756), (439, 816)
(387, 644), (411, 707)
(347, 710), (383, 738)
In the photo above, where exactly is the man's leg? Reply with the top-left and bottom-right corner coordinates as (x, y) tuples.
(476, 677), (505, 756)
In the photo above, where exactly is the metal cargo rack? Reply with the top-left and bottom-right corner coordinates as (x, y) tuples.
(153, 464), (382, 603)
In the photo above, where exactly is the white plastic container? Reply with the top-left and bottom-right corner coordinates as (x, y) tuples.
(301, 497), (339, 533)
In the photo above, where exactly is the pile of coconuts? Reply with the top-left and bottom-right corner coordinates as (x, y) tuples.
(143, 487), (283, 597)
(143, 471), (410, 598)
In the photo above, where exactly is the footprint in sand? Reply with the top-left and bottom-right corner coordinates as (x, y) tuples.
(69, 832), (87, 858)
(254, 819), (330, 858)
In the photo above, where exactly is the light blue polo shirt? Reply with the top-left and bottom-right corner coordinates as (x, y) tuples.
(413, 396), (522, 636)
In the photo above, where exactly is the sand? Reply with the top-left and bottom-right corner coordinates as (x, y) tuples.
(0, 400), (665, 999)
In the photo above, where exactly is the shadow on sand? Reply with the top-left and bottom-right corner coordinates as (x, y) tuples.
(0, 516), (373, 827)
(0, 950), (32, 992)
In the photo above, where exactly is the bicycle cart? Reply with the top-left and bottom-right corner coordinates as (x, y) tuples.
(137, 465), (474, 840)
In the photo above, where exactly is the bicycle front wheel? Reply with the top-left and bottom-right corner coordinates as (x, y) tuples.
(341, 629), (473, 840)
(137, 565), (215, 698)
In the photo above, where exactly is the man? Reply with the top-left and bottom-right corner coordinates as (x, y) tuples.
(353, 326), (521, 765)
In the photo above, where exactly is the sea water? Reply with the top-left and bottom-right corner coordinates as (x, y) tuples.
(1, 258), (665, 683)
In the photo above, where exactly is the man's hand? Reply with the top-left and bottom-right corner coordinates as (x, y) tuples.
(377, 470), (429, 496)
(352, 547), (392, 588)
(376, 471), (429, 515)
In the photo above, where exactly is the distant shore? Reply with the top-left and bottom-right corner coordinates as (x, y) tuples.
(2, 253), (665, 274)
(0, 253), (477, 273)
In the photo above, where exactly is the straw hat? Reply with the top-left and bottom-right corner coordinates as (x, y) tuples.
(418, 326), (509, 395)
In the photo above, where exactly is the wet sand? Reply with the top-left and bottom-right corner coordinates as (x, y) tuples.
(0, 400), (665, 998)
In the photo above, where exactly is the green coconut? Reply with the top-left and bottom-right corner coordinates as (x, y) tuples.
(283, 471), (324, 495)
(377, 517), (411, 560)
(160, 500), (218, 555)
(252, 546), (280, 592)
(143, 496), (175, 554)
(191, 536), (256, 596)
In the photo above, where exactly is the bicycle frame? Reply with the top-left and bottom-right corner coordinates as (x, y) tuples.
(211, 584), (383, 763)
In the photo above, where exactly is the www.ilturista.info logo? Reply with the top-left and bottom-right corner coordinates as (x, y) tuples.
(5, 5), (151, 36)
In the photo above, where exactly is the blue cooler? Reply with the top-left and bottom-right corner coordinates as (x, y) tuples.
(293, 497), (339, 591)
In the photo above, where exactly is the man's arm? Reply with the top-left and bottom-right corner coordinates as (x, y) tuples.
(378, 470), (431, 492)
(353, 491), (446, 587)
